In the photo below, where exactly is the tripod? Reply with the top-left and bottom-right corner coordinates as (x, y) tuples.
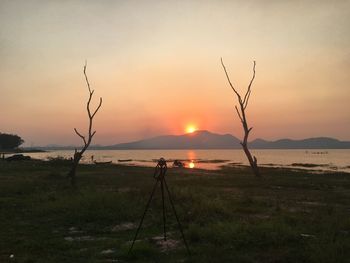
(128, 158), (190, 255)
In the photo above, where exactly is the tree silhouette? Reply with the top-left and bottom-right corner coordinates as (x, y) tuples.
(67, 62), (102, 187)
(221, 58), (260, 177)
(0, 133), (24, 150)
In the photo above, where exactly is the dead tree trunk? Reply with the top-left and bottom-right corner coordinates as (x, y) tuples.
(67, 62), (102, 187)
(221, 58), (260, 177)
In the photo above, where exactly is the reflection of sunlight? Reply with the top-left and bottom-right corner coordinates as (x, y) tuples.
(187, 150), (196, 161)
(187, 150), (196, 169)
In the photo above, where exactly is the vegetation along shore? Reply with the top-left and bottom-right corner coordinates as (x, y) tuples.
(0, 158), (349, 262)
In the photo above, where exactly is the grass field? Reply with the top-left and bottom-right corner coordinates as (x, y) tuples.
(0, 159), (349, 263)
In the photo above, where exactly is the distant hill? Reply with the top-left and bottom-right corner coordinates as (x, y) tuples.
(106, 130), (241, 149)
(250, 137), (350, 149)
(30, 131), (350, 150)
(107, 131), (350, 149)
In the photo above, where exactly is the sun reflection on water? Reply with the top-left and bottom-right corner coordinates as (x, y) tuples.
(187, 150), (196, 169)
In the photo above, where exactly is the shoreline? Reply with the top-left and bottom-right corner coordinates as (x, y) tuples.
(2, 157), (349, 175)
(0, 149), (46, 154)
(14, 148), (350, 174)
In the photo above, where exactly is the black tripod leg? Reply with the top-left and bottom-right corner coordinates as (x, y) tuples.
(129, 179), (159, 254)
(163, 178), (191, 255)
(160, 179), (167, 241)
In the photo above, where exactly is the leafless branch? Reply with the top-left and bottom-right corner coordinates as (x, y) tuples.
(92, 97), (103, 118)
(83, 61), (92, 94)
(243, 90), (251, 110)
(235, 105), (243, 122)
(68, 62), (103, 186)
(243, 61), (256, 110)
(221, 58), (260, 177)
(74, 128), (87, 146)
(220, 58), (242, 100)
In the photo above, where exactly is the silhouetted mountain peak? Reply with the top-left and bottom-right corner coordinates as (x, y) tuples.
(109, 130), (241, 149)
(250, 136), (349, 149)
(31, 133), (350, 150)
(184, 130), (212, 136)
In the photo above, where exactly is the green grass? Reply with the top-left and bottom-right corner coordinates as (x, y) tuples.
(0, 159), (349, 262)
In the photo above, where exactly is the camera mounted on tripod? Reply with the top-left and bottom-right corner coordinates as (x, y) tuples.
(153, 157), (167, 180)
(129, 157), (190, 255)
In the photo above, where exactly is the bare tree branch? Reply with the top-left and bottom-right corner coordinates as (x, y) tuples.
(220, 58), (242, 100)
(235, 105), (243, 122)
(92, 97), (103, 118)
(74, 128), (87, 146)
(83, 61), (92, 94)
(243, 90), (251, 110)
(68, 62), (103, 187)
(221, 58), (260, 177)
(87, 94), (93, 118)
(243, 61), (256, 107)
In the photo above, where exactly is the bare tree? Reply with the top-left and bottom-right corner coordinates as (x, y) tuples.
(221, 58), (260, 177)
(67, 62), (103, 187)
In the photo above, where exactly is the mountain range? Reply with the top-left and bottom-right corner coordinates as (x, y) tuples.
(36, 130), (349, 150)
(104, 130), (350, 149)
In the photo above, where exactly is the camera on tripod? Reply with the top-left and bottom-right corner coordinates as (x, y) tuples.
(153, 157), (167, 180)
(129, 157), (190, 255)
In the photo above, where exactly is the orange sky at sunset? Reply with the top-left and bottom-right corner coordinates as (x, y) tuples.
(1, 0), (350, 146)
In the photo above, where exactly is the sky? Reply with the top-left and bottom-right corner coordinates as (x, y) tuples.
(1, 0), (350, 146)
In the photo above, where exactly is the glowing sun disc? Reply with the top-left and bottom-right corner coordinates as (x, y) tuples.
(186, 126), (196, 133)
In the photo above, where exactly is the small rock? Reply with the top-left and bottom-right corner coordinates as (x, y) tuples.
(112, 223), (135, 232)
(150, 236), (179, 252)
(9, 254), (14, 258)
(64, 236), (95, 241)
(101, 249), (115, 254)
(69, 227), (84, 234)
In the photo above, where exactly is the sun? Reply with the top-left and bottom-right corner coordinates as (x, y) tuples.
(186, 125), (197, 134)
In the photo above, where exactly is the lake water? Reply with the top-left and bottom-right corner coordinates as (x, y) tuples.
(25, 149), (350, 173)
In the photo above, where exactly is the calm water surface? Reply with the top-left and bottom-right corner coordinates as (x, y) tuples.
(26, 149), (350, 173)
